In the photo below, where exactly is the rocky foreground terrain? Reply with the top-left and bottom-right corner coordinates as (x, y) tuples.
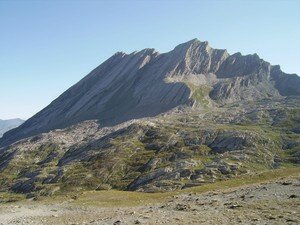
(0, 169), (299, 225)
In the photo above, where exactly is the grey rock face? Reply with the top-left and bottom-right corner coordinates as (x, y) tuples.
(1, 39), (299, 147)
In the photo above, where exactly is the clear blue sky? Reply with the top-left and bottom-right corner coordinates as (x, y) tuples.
(0, 0), (299, 119)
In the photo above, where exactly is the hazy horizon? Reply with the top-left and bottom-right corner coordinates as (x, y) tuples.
(1, 0), (300, 120)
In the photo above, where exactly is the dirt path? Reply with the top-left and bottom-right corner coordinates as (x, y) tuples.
(0, 177), (299, 225)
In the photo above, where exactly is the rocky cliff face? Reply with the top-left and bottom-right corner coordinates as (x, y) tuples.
(1, 39), (299, 147)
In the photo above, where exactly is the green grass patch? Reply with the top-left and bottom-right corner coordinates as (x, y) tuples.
(185, 82), (212, 106)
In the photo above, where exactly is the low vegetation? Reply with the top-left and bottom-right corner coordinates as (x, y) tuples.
(0, 98), (299, 200)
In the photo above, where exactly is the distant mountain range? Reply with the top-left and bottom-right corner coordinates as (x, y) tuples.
(1, 39), (299, 147)
(0, 118), (24, 138)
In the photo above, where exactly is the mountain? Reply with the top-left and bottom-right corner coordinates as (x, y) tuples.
(0, 119), (24, 138)
(1, 39), (299, 148)
(0, 39), (299, 197)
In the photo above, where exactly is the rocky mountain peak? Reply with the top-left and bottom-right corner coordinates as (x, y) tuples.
(166, 39), (229, 76)
(0, 39), (299, 147)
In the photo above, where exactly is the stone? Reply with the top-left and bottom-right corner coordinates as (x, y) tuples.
(228, 204), (242, 209)
(288, 194), (297, 199)
(175, 203), (191, 211)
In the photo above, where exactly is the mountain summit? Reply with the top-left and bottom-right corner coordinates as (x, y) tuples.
(1, 39), (299, 147)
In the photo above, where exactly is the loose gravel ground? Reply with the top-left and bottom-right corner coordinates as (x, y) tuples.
(0, 177), (299, 225)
